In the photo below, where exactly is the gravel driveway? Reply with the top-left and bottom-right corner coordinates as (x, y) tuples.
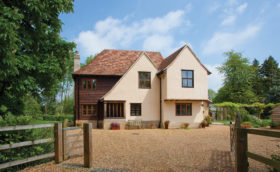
(22, 125), (280, 172)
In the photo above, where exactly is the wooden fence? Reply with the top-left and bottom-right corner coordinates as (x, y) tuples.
(0, 124), (55, 170)
(230, 113), (280, 171)
(0, 122), (94, 170)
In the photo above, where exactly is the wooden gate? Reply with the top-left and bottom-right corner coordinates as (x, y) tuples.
(62, 126), (84, 160)
(230, 113), (280, 171)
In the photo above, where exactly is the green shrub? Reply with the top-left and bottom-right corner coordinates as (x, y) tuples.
(42, 114), (73, 122)
(63, 97), (74, 114)
(205, 115), (212, 124)
(182, 123), (190, 129)
(271, 122), (280, 128)
(23, 94), (42, 117)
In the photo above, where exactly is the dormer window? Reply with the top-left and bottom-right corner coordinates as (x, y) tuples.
(139, 72), (151, 89)
(82, 79), (96, 90)
(182, 70), (193, 88)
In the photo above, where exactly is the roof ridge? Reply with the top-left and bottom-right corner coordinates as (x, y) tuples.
(104, 48), (161, 53)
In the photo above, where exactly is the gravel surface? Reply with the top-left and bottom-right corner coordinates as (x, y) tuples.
(22, 125), (280, 172)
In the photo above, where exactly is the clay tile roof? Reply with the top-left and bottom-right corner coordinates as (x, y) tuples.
(159, 45), (211, 75)
(74, 49), (163, 75)
(158, 45), (185, 71)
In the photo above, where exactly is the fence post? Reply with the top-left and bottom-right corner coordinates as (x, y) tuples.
(235, 127), (248, 172)
(84, 123), (93, 168)
(230, 122), (232, 150)
(62, 120), (67, 160)
(54, 123), (63, 163)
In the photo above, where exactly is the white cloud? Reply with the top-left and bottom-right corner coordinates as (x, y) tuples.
(142, 35), (175, 55)
(220, 2), (248, 26)
(208, 2), (220, 13)
(202, 24), (261, 55)
(236, 3), (248, 14)
(221, 15), (236, 25)
(205, 64), (224, 92)
(185, 3), (192, 13)
(227, 0), (237, 6)
(76, 10), (189, 59)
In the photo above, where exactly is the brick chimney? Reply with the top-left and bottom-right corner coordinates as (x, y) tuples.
(74, 50), (80, 72)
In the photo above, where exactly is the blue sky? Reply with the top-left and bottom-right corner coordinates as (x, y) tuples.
(59, 0), (280, 91)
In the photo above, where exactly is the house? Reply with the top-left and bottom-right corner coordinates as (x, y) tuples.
(271, 105), (280, 123)
(72, 45), (211, 129)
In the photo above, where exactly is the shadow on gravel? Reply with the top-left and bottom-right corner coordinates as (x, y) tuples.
(202, 150), (235, 172)
(59, 163), (130, 172)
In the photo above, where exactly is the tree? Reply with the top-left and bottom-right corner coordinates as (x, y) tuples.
(250, 59), (264, 102)
(0, 0), (75, 116)
(81, 54), (98, 67)
(208, 89), (217, 101)
(214, 51), (258, 104)
(259, 56), (280, 103)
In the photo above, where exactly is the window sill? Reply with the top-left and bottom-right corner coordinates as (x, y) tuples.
(104, 117), (125, 119)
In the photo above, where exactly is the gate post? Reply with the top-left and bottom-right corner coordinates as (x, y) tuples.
(62, 120), (68, 160)
(235, 127), (248, 172)
(84, 123), (93, 168)
(54, 123), (63, 163)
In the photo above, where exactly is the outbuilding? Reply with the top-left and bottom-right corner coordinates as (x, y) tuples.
(271, 105), (280, 123)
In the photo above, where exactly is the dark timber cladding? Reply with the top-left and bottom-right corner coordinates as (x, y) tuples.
(74, 75), (121, 120)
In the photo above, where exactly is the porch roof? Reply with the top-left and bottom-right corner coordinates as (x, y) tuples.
(164, 99), (212, 103)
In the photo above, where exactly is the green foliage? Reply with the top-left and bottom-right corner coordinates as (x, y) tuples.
(271, 122), (280, 128)
(208, 89), (217, 101)
(0, 0), (75, 116)
(269, 144), (280, 172)
(23, 94), (42, 117)
(61, 97), (74, 114)
(260, 56), (280, 103)
(205, 115), (212, 124)
(0, 114), (53, 171)
(42, 114), (73, 122)
(81, 54), (98, 67)
(214, 51), (258, 104)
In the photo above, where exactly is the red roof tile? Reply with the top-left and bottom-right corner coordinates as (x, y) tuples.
(74, 49), (163, 75)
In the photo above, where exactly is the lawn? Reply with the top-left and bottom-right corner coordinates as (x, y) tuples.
(214, 120), (232, 125)
(28, 120), (59, 125)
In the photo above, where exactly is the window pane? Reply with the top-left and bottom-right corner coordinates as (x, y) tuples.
(145, 81), (150, 88)
(176, 104), (180, 115)
(92, 80), (96, 89)
(131, 104), (141, 116)
(139, 72), (145, 79)
(182, 79), (188, 87)
(88, 80), (91, 89)
(83, 105), (87, 115)
(139, 72), (151, 88)
(187, 79), (193, 87)
(182, 104), (186, 115)
(83, 80), (86, 89)
(146, 72), (150, 79)
(187, 104), (192, 115)
(187, 71), (193, 78)
(88, 105), (91, 114)
(182, 71), (188, 78)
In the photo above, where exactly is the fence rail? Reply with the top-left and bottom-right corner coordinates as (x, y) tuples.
(0, 124), (54, 132)
(0, 138), (53, 151)
(0, 152), (54, 170)
(230, 113), (280, 171)
(0, 123), (55, 170)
